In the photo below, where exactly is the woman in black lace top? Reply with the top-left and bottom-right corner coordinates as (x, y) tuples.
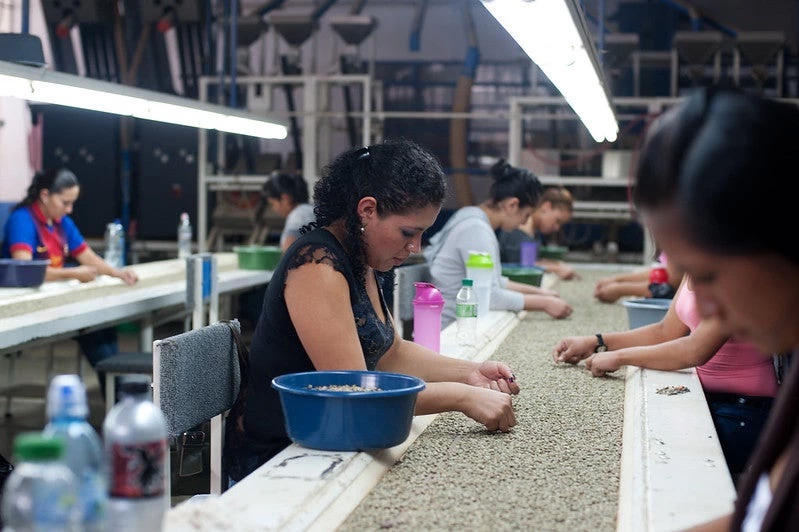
(226, 139), (520, 481)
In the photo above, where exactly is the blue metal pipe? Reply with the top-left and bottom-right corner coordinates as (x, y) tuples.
(658, 0), (736, 38)
(253, 0), (289, 18)
(598, 0), (605, 68)
(230, 0), (238, 107)
(409, 0), (429, 52)
(22, 0), (30, 34)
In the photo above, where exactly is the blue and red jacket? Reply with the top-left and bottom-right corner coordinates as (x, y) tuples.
(1, 203), (87, 267)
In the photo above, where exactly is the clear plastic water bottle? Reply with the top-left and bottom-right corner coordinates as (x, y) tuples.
(104, 219), (124, 269)
(177, 212), (192, 259)
(43, 375), (107, 531)
(103, 378), (169, 532)
(456, 278), (478, 351)
(1, 433), (80, 531)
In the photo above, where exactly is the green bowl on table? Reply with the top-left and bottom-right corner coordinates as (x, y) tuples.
(233, 245), (282, 270)
(502, 266), (545, 287)
(538, 245), (569, 261)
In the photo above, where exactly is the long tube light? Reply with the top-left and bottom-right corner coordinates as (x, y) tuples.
(480, 0), (619, 142)
(0, 60), (288, 139)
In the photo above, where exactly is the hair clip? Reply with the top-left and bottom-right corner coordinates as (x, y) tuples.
(355, 146), (371, 160)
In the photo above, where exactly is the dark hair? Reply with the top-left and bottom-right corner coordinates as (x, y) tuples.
(262, 172), (309, 204)
(634, 87), (799, 265)
(487, 159), (543, 209)
(13, 168), (79, 211)
(313, 138), (447, 282)
(540, 186), (573, 212)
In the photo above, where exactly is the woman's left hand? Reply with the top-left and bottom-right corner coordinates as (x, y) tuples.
(465, 361), (520, 395)
(116, 268), (139, 285)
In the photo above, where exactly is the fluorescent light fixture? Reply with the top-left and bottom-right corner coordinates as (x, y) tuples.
(480, 0), (619, 142)
(0, 60), (288, 140)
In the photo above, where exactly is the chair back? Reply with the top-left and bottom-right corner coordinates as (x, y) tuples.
(392, 262), (431, 339)
(153, 319), (242, 495)
(155, 320), (241, 436)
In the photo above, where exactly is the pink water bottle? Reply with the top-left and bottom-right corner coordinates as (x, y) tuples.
(412, 282), (445, 352)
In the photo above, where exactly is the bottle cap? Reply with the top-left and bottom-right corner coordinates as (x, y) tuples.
(461, 278), (473, 286)
(47, 374), (88, 420)
(412, 282), (445, 308)
(465, 252), (494, 269)
(649, 262), (668, 284)
(14, 433), (64, 461)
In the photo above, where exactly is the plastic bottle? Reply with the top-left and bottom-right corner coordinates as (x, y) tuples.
(648, 262), (675, 299)
(412, 282), (445, 352)
(177, 212), (192, 259)
(103, 378), (169, 532)
(456, 278), (477, 351)
(1, 433), (80, 531)
(43, 375), (107, 531)
(104, 219), (124, 269)
(465, 251), (494, 319)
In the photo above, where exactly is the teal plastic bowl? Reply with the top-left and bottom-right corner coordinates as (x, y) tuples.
(538, 245), (568, 260)
(501, 265), (545, 287)
(233, 245), (282, 270)
(272, 371), (426, 451)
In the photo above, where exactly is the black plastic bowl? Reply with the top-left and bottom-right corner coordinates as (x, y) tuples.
(272, 370), (426, 452)
(0, 259), (50, 287)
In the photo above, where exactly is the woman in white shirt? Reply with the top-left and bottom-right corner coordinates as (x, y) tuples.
(424, 159), (572, 327)
(261, 172), (315, 251)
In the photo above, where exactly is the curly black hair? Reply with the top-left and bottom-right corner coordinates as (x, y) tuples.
(312, 138), (447, 283)
(487, 159), (543, 209)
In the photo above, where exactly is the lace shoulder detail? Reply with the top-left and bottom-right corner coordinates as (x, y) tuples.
(286, 242), (348, 277)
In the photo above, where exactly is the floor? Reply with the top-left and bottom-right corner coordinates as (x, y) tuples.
(0, 319), (213, 501)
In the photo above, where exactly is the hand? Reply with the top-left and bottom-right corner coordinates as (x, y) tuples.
(551, 335), (595, 364)
(465, 361), (520, 395)
(554, 262), (580, 280)
(71, 265), (99, 283)
(460, 386), (517, 432)
(544, 297), (573, 319)
(585, 352), (622, 377)
(594, 283), (621, 303)
(115, 269), (139, 285)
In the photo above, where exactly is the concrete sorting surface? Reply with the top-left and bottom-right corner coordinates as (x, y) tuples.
(340, 268), (630, 531)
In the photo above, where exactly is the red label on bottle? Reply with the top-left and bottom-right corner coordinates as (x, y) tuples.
(110, 440), (166, 498)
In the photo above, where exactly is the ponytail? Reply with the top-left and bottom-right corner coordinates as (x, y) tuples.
(13, 168), (79, 211)
(487, 159), (542, 208)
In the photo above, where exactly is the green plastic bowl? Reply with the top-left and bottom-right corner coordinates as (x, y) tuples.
(502, 266), (544, 287)
(538, 245), (568, 260)
(233, 245), (282, 270)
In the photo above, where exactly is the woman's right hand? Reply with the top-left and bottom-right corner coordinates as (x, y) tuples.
(544, 297), (573, 319)
(71, 265), (99, 283)
(551, 335), (595, 364)
(594, 282), (622, 303)
(460, 386), (516, 432)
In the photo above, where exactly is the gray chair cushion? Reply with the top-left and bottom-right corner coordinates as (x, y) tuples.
(94, 352), (152, 374)
(157, 320), (241, 437)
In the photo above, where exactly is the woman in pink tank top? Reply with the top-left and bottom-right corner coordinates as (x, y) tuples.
(551, 275), (778, 482)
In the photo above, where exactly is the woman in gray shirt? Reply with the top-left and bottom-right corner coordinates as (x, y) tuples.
(424, 160), (572, 327)
(261, 172), (316, 251)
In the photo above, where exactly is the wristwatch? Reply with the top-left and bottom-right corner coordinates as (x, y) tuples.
(594, 333), (607, 353)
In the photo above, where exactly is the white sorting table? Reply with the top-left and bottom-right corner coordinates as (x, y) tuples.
(164, 267), (735, 532)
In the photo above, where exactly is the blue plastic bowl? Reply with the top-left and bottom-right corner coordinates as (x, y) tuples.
(0, 259), (50, 287)
(271, 370), (426, 452)
(622, 298), (673, 329)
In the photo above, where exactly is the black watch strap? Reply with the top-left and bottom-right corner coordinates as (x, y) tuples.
(594, 333), (607, 353)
